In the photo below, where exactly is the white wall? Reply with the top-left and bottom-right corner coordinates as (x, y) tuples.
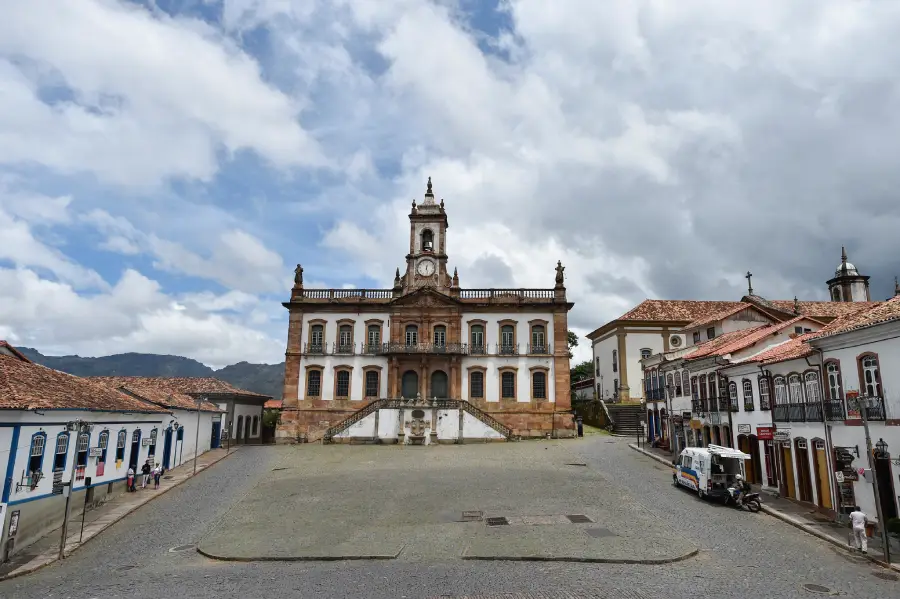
(334, 408), (505, 441)
(166, 409), (220, 468)
(818, 335), (900, 418)
(231, 403), (262, 440)
(592, 335), (618, 400)
(459, 311), (556, 352)
(460, 354), (555, 402)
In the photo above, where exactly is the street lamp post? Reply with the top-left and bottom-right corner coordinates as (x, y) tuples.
(850, 396), (891, 564)
(665, 383), (677, 455)
(59, 420), (91, 560)
(193, 396), (205, 476)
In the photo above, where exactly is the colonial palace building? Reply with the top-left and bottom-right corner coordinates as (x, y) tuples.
(277, 179), (574, 444)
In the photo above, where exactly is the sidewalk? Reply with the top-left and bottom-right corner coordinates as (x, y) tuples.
(627, 442), (900, 574)
(0, 447), (237, 581)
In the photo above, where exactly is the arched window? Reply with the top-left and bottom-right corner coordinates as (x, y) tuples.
(338, 324), (353, 353)
(335, 369), (351, 399)
(742, 380), (753, 410)
(433, 325), (446, 347)
(826, 361), (843, 400)
(148, 428), (158, 457)
(788, 374), (803, 403)
(366, 324), (381, 350)
(531, 325), (546, 353)
(640, 348), (652, 360)
(28, 433), (46, 475)
(405, 324), (418, 346)
(132, 430), (140, 444)
(54, 432), (69, 472)
(76, 432), (90, 467)
(532, 371), (547, 400)
(116, 430), (127, 462)
(699, 374), (707, 400)
(98, 430), (109, 463)
(681, 371), (689, 396)
(690, 376), (698, 398)
(594, 357), (600, 376)
(728, 382), (738, 410)
(252, 416), (259, 436)
(804, 372), (820, 403)
(666, 373), (674, 396)
(707, 374), (717, 400)
(500, 325), (516, 354)
(758, 377), (771, 410)
(501, 371), (516, 399)
(470, 324), (485, 353)
(470, 371), (484, 399)
(860, 354), (881, 396)
(612, 350), (618, 373)
(306, 369), (322, 397)
(773, 376), (787, 405)
(310, 324), (324, 351)
(365, 370), (380, 398)
(421, 229), (434, 251)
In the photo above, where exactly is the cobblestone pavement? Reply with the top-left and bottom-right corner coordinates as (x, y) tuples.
(0, 439), (897, 599)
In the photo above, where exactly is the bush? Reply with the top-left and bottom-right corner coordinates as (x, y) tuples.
(887, 517), (900, 536)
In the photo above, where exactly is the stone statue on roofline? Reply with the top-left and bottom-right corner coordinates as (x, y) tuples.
(294, 264), (304, 288)
(555, 260), (565, 286)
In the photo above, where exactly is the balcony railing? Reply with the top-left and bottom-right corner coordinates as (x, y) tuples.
(691, 399), (703, 414)
(788, 403), (806, 422)
(759, 396), (771, 411)
(458, 289), (557, 300)
(804, 402), (824, 422)
(646, 389), (664, 401)
(296, 289), (394, 300)
(823, 399), (845, 421)
(362, 344), (380, 355)
(469, 344), (487, 355)
(773, 404), (790, 423)
(303, 342), (325, 355)
(333, 343), (355, 355)
(378, 343), (469, 355)
(498, 344), (519, 356)
(743, 401), (755, 412)
(856, 396), (887, 421)
(527, 344), (551, 355)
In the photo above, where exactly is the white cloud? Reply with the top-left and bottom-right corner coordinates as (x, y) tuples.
(0, 0), (326, 187)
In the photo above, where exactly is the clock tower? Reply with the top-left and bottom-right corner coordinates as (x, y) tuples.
(402, 177), (451, 292)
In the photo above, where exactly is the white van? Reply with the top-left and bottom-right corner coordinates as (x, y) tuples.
(673, 444), (751, 500)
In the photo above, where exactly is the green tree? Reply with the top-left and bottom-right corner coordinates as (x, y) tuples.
(570, 360), (593, 383)
(567, 330), (579, 359)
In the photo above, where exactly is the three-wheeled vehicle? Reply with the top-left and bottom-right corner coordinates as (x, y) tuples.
(673, 444), (751, 500)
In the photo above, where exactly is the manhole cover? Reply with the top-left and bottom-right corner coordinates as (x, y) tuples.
(585, 528), (617, 538)
(565, 463), (587, 467)
(566, 514), (594, 523)
(116, 565), (137, 571)
(169, 544), (196, 552)
(873, 571), (899, 581)
(461, 510), (483, 521)
(485, 517), (509, 526)
(802, 584), (833, 594)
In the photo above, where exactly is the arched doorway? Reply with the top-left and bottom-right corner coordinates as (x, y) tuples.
(748, 434), (762, 484)
(236, 416), (244, 444)
(401, 370), (419, 398)
(647, 410), (655, 442)
(430, 370), (448, 398)
(722, 425), (732, 448)
(712, 426), (721, 446)
(780, 441), (796, 499)
(702, 425), (711, 446)
(873, 442), (898, 520)
(737, 435), (752, 483)
(794, 437), (813, 503)
(244, 416), (252, 442)
(811, 438), (833, 509)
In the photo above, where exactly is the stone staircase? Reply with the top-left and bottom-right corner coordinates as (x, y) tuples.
(606, 403), (644, 437)
(322, 398), (515, 443)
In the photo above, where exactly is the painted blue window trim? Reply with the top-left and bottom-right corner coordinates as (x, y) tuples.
(115, 429), (127, 461)
(75, 431), (91, 467)
(98, 429), (110, 463)
(28, 431), (47, 474)
(53, 432), (70, 472)
(148, 427), (158, 457)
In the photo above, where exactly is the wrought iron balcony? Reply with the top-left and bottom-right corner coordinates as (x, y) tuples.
(498, 344), (519, 356)
(469, 344), (487, 355)
(333, 343), (356, 355)
(527, 344), (551, 355)
(788, 404), (806, 422)
(362, 344), (380, 355)
(823, 399), (845, 421)
(691, 399), (703, 414)
(647, 389), (665, 401)
(856, 395), (886, 421)
(743, 401), (755, 412)
(303, 342), (325, 355)
(759, 397), (771, 411)
(773, 404), (790, 422)
(376, 342), (469, 355)
(804, 402), (824, 422)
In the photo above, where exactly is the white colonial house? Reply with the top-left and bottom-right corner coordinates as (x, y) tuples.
(278, 179), (574, 443)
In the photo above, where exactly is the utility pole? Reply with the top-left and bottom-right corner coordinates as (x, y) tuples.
(193, 396), (205, 475)
(857, 397), (891, 564)
(59, 420), (90, 560)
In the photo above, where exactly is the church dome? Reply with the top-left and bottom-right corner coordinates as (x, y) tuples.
(835, 262), (859, 277)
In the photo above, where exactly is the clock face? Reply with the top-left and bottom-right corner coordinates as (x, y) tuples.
(417, 260), (435, 276)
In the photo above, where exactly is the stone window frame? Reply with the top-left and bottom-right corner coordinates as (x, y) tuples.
(305, 364), (324, 398)
(530, 365), (550, 401)
(432, 321), (450, 347)
(498, 319), (518, 354)
(364, 319), (384, 353)
(528, 319), (549, 354)
(335, 318), (356, 351)
(333, 365), (353, 400)
(467, 365), (487, 400)
(362, 365), (382, 399)
(467, 319), (487, 354)
(307, 319), (327, 352)
(498, 366), (518, 401)
(405, 323), (419, 346)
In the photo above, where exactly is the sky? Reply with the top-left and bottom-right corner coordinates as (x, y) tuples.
(2, 0), (900, 368)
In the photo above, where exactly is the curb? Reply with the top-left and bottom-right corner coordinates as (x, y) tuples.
(626, 443), (900, 574)
(195, 546), (402, 562)
(460, 548), (699, 565)
(0, 449), (239, 582)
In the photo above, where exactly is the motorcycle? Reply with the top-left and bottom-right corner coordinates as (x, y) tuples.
(724, 489), (762, 513)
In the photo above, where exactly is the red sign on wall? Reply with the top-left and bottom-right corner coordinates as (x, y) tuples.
(757, 426), (775, 441)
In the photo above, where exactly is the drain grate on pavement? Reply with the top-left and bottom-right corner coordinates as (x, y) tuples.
(584, 527), (617, 538)
(566, 514), (594, 524)
(461, 510), (484, 522)
(802, 584), (833, 594)
(485, 517), (509, 526)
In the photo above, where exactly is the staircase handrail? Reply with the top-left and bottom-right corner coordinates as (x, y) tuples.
(599, 399), (615, 431)
(457, 400), (515, 440)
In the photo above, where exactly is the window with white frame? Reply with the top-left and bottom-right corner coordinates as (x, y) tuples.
(758, 377), (771, 410)
(860, 355), (881, 396)
(728, 382), (738, 409)
(116, 430), (127, 461)
(471, 325), (485, 353)
(148, 428), (157, 457)
(773, 376), (787, 405)
(433, 325), (446, 347)
(826, 362), (842, 399)
(367, 324), (381, 348)
(405, 325), (419, 346)
(28, 433), (46, 475)
(98, 430), (109, 463)
(788, 374), (803, 403)
(76, 433), (90, 467)
(742, 380), (753, 409)
(804, 372), (820, 403)
(640, 348), (652, 360)
(53, 433), (69, 472)
(707, 374), (717, 400)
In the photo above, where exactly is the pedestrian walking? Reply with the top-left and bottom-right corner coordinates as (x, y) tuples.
(126, 466), (135, 492)
(849, 506), (868, 554)
(153, 463), (162, 489)
(141, 460), (152, 489)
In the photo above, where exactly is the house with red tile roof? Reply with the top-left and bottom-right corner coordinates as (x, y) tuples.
(0, 343), (174, 561)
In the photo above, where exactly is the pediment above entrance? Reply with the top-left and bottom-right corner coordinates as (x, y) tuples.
(390, 287), (460, 308)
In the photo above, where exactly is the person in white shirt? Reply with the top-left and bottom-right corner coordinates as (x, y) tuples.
(849, 507), (868, 554)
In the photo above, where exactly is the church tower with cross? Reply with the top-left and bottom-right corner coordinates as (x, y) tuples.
(826, 246), (871, 302)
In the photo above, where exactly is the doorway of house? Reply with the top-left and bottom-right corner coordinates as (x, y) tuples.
(163, 427), (173, 470)
(794, 438), (813, 503)
(430, 370), (448, 399)
(401, 370), (419, 398)
(811, 439), (833, 510)
(128, 430), (141, 470)
(780, 442), (796, 499)
(874, 449), (898, 520)
(236, 416), (244, 444)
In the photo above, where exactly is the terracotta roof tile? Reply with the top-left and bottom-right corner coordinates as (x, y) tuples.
(619, 300), (745, 323)
(0, 341), (30, 363)
(264, 399), (283, 409)
(683, 303), (759, 330)
(91, 377), (222, 412)
(86, 376), (270, 400)
(744, 334), (818, 365)
(811, 295), (900, 339)
(0, 353), (168, 413)
(686, 316), (819, 362)
(768, 300), (881, 319)
(684, 327), (769, 361)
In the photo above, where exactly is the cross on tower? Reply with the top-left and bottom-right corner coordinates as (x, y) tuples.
(745, 271), (753, 295)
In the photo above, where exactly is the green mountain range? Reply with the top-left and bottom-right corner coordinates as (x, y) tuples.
(17, 347), (285, 400)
